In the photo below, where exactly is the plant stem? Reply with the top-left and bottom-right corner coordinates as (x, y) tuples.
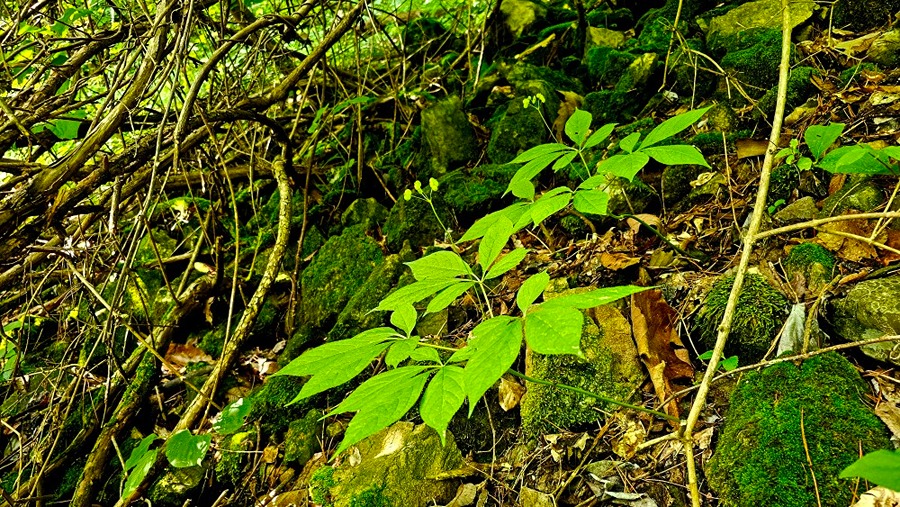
(506, 369), (679, 423)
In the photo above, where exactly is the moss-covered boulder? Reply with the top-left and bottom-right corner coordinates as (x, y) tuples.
(582, 89), (638, 125)
(696, 273), (788, 362)
(719, 29), (789, 91)
(420, 97), (478, 176)
(521, 286), (643, 439)
(706, 352), (891, 506)
(707, 0), (815, 50)
(383, 195), (447, 251)
(586, 27), (625, 52)
(584, 47), (636, 88)
(486, 80), (558, 164)
(783, 242), (835, 297)
(316, 422), (465, 507)
(215, 429), (256, 486)
(300, 225), (384, 329)
(832, 275), (900, 366)
(284, 409), (322, 466)
(833, 0), (900, 31)
(500, 0), (547, 40)
(757, 66), (818, 117)
(248, 375), (311, 435)
(341, 198), (388, 233)
(149, 465), (207, 506)
(819, 175), (884, 216)
(438, 163), (517, 223)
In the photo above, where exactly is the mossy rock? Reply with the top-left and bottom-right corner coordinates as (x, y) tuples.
(327, 247), (414, 341)
(696, 273), (788, 362)
(215, 429), (257, 486)
(323, 422), (465, 507)
(383, 196), (448, 251)
(506, 62), (582, 95)
(706, 352), (891, 506)
(784, 242), (835, 296)
(757, 66), (818, 117)
(832, 275), (900, 366)
(720, 29), (791, 92)
(438, 163), (518, 223)
(833, 0), (900, 31)
(521, 300), (643, 439)
(300, 225), (384, 329)
(486, 88), (556, 164)
(149, 464), (207, 506)
(341, 198), (389, 233)
(248, 375), (311, 435)
(584, 46), (636, 88)
(284, 409), (322, 466)
(707, 0), (815, 51)
(661, 164), (704, 208)
(420, 97), (479, 176)
(583, 90), (640, 126)
(819, 175), (884, 216)
(585, 6), (633, 29)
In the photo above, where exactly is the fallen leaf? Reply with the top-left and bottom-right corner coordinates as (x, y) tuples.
(600, 251), (640, 270)
(736, 138), (768, 158)
(850, 487), (900, 507)
(631, 290), (694, 419)
(553, 90), (583, 142)
(611, 416), (645, 459)
(817, 218), (880, 263)
(498, 375), (526, 411)
(164, 343), (215, 373)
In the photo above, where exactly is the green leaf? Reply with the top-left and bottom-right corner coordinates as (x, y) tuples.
(410, 346), (442, 363)
(525, 305), (583, 356)
(459, 203), (530, 243)
(48, 119), (81, 140)
(517, 272), (549, 313)
(485, 248), (528, 279)
(804, 122), (844, 160)
(122, 449), (157, 499)
(530, 188), (572, 226)
(565, 109), (592, 146)
(420, 366), (466, 443)
(213, 398), (252, 435)
(642, 145), (710, 167)
(583, 123), (616, 149)
(479, 217), (513, 273)
(598, 152), (650, 181)
(510, 143), (569, 163)
(406, 251), (471, 280)
(165, 430), (211, 468)
(329, 366), (430, 454)
(464, 316), (523, 413)
(552, 151), (579, 172)
(509, 179), (535, 200)
(390, 304), (417, 336)
(385, 338), (418, 367)
(639, 106), (711, 150)
(720, 356), (739, 371)
(426, 281), (476, 314)
(377, 279), (460, 311)
(125, 434), (158, 470)
(578, 173), (606, 190)
(506, 151), (566, 197)
(275, 328), (395, 400)
(619, 132), (641, 153)
(544, 285), (648, 309)
(448, 346), (472, 363)
(819, 145), (896, 175)
(840, 450), (900, 491)
(572, 189), (610, 216)
(797, 157), (813, 171)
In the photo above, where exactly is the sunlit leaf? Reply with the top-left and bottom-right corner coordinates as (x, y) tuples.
(598, 152), (650, 181)
(544, 285), (649, 309)
(165, 430), (211, 468)
(639, 106), (711, 150)
(485, 248), (528, 279)
(583, 123), (617, 149)
(425, 281), (476, 314)
(840, 450), (900, 491)
(479, 217), (513, 273)
(420, 366), (466, 443)
(406, 251), (471, 280)
(390, 304), (417, 336)
(464, 316), (523, 413)
(525, 305), (583, 356)
(642, 145), (710, 167)
(572, 189), (609, 216)
(517, 272), (550, 313)
(213, 399), (252, 435)
(804, 122), (844, 160)
(565, 109), (592, 146)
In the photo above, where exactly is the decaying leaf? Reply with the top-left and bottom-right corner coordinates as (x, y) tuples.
(850, 487), (900, 507)
(600, 251), (641, 270)
(553, 90), (583, 142)
(817, 218), (880, 263)
(498, 375), (526, 411)
(611, 415), (645, 459)
(736, 138), (768, 159)
(631, 290), (694, 418)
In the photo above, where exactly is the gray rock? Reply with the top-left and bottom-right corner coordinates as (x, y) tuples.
(326, 422), (466, 507)
(867, 30), (900, 67)
(774, 196), (818, 223)
(820, 176), (884, 216)
(832, 276), (900, 366)
(421, 98), (478, 175)
(707, 0), (815, 49)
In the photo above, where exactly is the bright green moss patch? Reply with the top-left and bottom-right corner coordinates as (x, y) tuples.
(696, 274), (788, 362)
(707, 352), (890, 506)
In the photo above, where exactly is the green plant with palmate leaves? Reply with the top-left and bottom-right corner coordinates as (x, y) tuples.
(275, 107), (713, 455)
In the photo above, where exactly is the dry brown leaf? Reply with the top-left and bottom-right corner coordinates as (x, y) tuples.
(611, 416), (645, 459)
(553, 90), (583, 142)
(626, 213), (662, 236)
(631, 290), (694, 419)
(498, 375), (526, 411)
(164, 342), (215, 373)
(600, 251), (640, 270)
(818, 218), (879, 263)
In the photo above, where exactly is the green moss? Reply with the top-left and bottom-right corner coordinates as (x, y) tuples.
(696, 274), (788, 362)
(300, 225), (384, 328)
(486, 82), (558, 164)
(248, 375), (310, 435)
(383, 196), (447, 251)
(284, 409), (322, 466)
(583, 90), (638, 124)
(707, 352), (891, 506)
(310, 465), (337, 506)
(757, 66), (818, 117)
(661, 164), (704, 207)
(585, 47), (635, 88)
(834, 0), (900, 30)
(341, 198), (389, 233)
(215, 430), (255, 486)
(768, 162), (802, 205)
(720, 29), (792, 91)
(631, 15), (673, 53)
(350, 485), (394, 507)
(784, 242), (835, 294)
(839, 63), (880, 88)
(439, 164), (518, 223)
(585, 6), (633, 29)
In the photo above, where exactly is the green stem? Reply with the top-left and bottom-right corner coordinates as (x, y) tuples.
(507, 369), (679, 423)
(614, 213), (705, 260)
